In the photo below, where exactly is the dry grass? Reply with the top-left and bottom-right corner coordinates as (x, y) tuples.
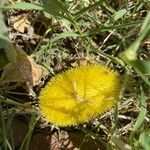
(0, 0), (150, 149)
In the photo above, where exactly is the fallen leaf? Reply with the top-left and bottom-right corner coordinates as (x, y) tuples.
(0, 45), (48, 88)
(12, 14), (33, 33)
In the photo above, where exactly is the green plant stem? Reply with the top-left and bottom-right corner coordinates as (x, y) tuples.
(19, 114), (41, 150)
(67, 13), (84, 37)
(111, 104), (119, 136)
(0, 103), (7, 150)
(0, 97), (32, 109)
(33, 28), (52, 54)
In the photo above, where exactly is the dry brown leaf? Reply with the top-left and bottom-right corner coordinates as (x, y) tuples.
(0, 45), (48, 88)
(12, 15), (32, 33)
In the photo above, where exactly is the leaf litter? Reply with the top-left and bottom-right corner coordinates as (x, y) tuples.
(1, 0), (150, 150)
(0, 44), (48, 88)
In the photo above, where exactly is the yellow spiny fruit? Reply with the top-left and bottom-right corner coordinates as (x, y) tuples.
(38, 64), (121, 126)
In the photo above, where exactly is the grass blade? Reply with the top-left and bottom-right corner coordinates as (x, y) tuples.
(52, 31), (79, 43)
(133, 86), (147, 132)
(140, 131), (150, 150)
(2, 2), (44, 11)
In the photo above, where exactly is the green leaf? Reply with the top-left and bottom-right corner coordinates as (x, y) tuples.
(121, 12), (150, 86)
(2, 1), (68, 19)
(0, 0), (4, 8)
(122, 41), (140, 61)
(52, 31), (79, 43)
(49, 0), (69, 15)
(20, 113), (39, 150)
(105, 9), (127, 26)
(0, 10), (16, 69)
(131, 60), (150, 75)
(130, 60), (150, 86)
(88, 21), (142, 35)
(0, 12), (10, 50)
(113, 9), (127, 21)
(2, 2), (44, 11)
(140, 131), (150, 150)
(140, 11), (150, 35)
(122, 12), (150, 61)
(0, 49), (9, 70)
(42, 0), (65, 18)
(133, 86), (147, 132)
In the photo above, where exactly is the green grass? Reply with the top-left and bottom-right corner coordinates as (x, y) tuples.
(0, 0), (150, 149)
